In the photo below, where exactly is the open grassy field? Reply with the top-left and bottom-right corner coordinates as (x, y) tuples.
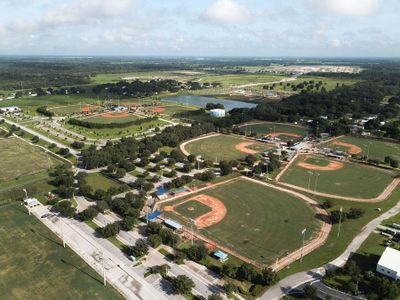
(238, 122), (308, 139)
(161, 178), (319, 265)
(0, 203), (122, 299)
(183, 134), (274, 161)
(279, 155), (395, 198)
(64, 117), (168, 139)
(0, 137), (61, 182)
(190, 73), (286, 87)
(84, 173), (123, 192)
(144, 104), (197, 118)
(323, 135), (400, 162)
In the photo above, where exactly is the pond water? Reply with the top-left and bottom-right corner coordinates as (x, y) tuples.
(162, 95), (257, 111)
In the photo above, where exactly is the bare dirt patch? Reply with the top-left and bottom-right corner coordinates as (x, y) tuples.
(332, 141), (362, 155)
(267, 132), (301, 138)
(80, 105), (100, 113)
(191, 194), (227, 229)
(163, 206), (174, 212)
(235, 142), (259, 154)
(297, 158), (344, 171)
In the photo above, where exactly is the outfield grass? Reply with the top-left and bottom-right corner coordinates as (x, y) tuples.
(0, 137), (61, 182)
(190, 73), (286, 87)
(324, 135), (400, 162)
(238, 122), (308, 139)
(84, 173), (122, 192)
(145, 104), (197, 118)
(174, 200), (212, 219)
(184, 134), (274, 161)
(279, 155), (394, 198)
(162, 178), (320, 265)
(0, 203), (122, 299)
(49, 104), (100, 115)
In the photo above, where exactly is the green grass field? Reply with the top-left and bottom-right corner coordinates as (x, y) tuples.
(0, 137), (61, 182)
(174, 200), (212, 219)
(324, 136), (400, 162)
(146, 104), (197, 118)
(162, 178), (320, 265)
(0, 203), (122, 299)
(190, 73), (286, 87)
(238, 122), (308, 139)
(64, 117), (168, 139)
(184, 134), (274, 161)
(279, 155), (394, 198)
(84, 173), (122, 192)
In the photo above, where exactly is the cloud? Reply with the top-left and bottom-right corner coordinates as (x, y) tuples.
(203, 0), (251, 23)
(310, 0), (380, 16)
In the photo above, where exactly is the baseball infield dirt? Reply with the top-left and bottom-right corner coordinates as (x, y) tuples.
(332, 141), (362, 155)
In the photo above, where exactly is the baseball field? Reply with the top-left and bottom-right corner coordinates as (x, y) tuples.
(0, 137), (61, 182)
(145, 104), (197, 117)
(80, 112), (140, 124)
(322, 135), (400, 162)
(182, 134), (274, 161)
(49, 104), (101, 115)
(237, 122), (308, 141)
(161, 177), (320, 265)
(279, 155), (395, 199)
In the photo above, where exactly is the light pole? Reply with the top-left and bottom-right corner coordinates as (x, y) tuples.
(307, 171), (313, 191)
(61, 221), (66, 248)
(300, 228), (306, 262)
(367, 142), (372, 160)
(101, 251), (107, 286)
(337, 207), (343, 237)
(189, 218), (195, 246)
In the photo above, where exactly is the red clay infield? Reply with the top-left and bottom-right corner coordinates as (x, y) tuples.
(267, 132), (301, 138)
(152, 107), (166, 113)
(100, 112), (130, 118)
(297, 157), (344, 171)
(81, 105), (100, 113)
(235, 142), (259, 154)
(332, 141), (362, 155)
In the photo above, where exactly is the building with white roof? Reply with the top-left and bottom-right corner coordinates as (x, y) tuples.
(0, 106), (20, 113)
(376, 247), (400, 280)
(209, 109), (225, 118)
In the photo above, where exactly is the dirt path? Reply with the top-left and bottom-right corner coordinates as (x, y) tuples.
(179, 133), (221, 157)
(276, 178), (400, 203)
(298, 159), (344, 171)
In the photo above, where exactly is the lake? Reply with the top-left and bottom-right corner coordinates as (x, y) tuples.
(162, 95), (257, 111)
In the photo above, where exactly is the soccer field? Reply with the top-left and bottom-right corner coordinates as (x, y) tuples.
(279, 155), (395, 199)
(0, 203), (122, 299)
(0, 137), (61, 181)
(84, 173), (123, 192)
(183, 134), (274, 161)
(323, 136), (400, 162)
(161, 178), (320, 265)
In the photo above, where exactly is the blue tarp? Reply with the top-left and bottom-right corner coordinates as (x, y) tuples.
(164, 219), (182, 230)
(148, 210), (162, 220)
(155, 187), (169, 196)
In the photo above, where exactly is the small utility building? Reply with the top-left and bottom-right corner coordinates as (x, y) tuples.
(209, 109), (225, 118)
(376, 247), (400, 280)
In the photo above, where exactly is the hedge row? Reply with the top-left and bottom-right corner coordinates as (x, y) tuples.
(68, 116), (157, 129)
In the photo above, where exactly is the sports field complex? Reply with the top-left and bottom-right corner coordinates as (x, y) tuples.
(160, 177), (324, 266)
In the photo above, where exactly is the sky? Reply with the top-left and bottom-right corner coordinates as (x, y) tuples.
(0, 0), (399, 57)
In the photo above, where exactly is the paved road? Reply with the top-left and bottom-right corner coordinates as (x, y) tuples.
(31, 204), (168, 300)
(262, 200), (400, 299)
(2, 117), (79, 157)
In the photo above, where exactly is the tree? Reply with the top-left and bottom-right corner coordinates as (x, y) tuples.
(79, 208), (99, 221)
(208, 293), (223, 300)
(223, 283), (238, 296)
(172, 275), (195, 295)
(346, 208), (365, 219)
(186, 243), (208, 262)
(98, 222), (120, 238)
(261, 268), (278, 285)
(96, 200), (109, 213)
(115, 168), (126, 178)
(71, 141), (84, 149)
(390, 159), (399, 168)
(131, 239), (149, 257)
(245, 154), (257, 166)
(31, 135), (40, 143)
(330, 210), (346, 224)
(148, 264), (170, 277)
(237, 263), (257, 282)
(120, 216), (136, 231)
(222, 263), (238, 278)
(148, 234), (162, 248)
